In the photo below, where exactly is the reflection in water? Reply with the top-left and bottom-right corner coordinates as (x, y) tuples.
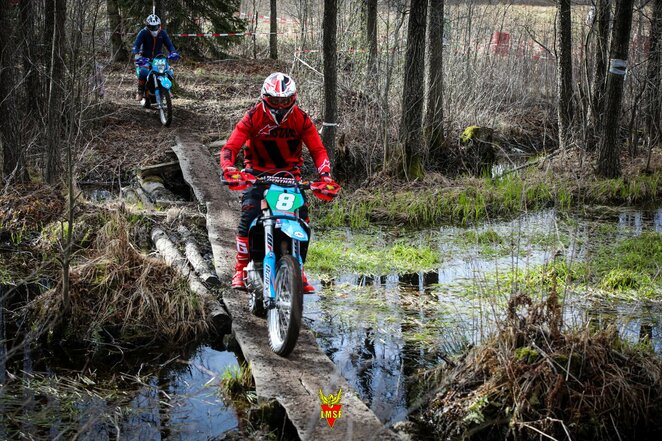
(306, 206), (662, 425)
(0, 344), (239, 440)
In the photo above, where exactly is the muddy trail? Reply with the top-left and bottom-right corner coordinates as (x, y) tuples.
(77, 59), (284, 185)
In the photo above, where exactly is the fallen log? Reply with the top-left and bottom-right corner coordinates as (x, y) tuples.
(138, 175), (182, 205)
(177, 225), (221, 287)
(139, 160), (181, 178)
(151, 227), (230, 334)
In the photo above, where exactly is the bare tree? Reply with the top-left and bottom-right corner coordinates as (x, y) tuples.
(589, 0), (612, 143)
(107, 0), (127, 62)
(398, 0), (427, 179)
(425, 0), (445, 158)
(45, 0), (67, 184)
(322, 0), (337, 163)
(270, 0), (278, 60)
(366, 0), (378, 76)
(597, 0), (635, 177)
(0, 0), (28, 181)
(20, 0), (40, 115)
(645, 0), (662, 144)
(556, 0), (574, 150)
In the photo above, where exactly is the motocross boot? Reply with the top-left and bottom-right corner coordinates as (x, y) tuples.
(232, 235), (250, 290)
(302, 268), (315, 293)
(136, 80), (146, 101)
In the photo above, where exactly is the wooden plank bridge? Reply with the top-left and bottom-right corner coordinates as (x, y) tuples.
(172, 136), (401, 441)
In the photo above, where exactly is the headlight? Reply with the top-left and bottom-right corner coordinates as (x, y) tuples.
(157, 65), (166, 73)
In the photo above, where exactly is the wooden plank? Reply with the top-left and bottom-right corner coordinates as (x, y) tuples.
(139, 160), (182, 177)
(171, 136), (401, 441)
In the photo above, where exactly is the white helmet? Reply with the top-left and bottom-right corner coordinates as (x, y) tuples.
(146, 14), (161, 37)
(261, 72), (297, 109)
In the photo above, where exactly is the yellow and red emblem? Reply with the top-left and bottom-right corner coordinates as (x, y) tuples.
(319, 388), (343, 428)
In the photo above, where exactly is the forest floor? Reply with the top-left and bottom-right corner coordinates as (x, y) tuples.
(1, 58), (662, 440)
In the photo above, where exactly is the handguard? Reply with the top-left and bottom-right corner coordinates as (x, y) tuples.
(310, 177), (340, 201)
(223, 167), (257, 191)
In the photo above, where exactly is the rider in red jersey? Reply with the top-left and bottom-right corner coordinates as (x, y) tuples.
(221, 72), (340, 292)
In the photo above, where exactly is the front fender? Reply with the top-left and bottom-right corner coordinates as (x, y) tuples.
(278, 219), (309, 242)
(158, 75), (172, 89)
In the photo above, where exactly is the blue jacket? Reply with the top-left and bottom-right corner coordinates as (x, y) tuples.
(132, 28), (176, 58)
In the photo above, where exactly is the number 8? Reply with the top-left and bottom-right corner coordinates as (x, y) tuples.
(275, 193), (296, 210)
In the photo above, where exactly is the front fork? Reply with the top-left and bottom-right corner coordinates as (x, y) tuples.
(262, 218), (276, 309)
(153, 76), (162, 107)
(262, 216), (303, 310)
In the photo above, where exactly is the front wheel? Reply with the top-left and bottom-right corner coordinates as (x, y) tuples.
(158, 87), (172, 127)
(268, 255), (303, 357)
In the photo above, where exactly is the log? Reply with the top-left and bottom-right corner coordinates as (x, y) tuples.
(139, 160), (181, 178)
(151, 227), (230, 334)
(177, 225), (221, 287)
(206, 139), (227, 149)
(138, 175), (181, 204)
(133, 186), (155, 210)
(120, 187), (140, 205)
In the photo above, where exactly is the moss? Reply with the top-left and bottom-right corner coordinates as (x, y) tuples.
(514, 346), (540, 364)
(460, 125), (482, 144)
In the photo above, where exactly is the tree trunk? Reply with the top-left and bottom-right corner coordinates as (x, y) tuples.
(589, 0), (612, 144)
(425, 0), (445, 159)
(556, 0), (574, 150)
(270, 0), (278, 60)
(597, 0), (635, 178)
(645, 0), (662, 144)
(46, 0), (66, 184)
(107, 0), (127, 62)
(0, 0), (28, 182)
(43, 0), (55, 117)
(322, 0), (337, 164)
(366, 0), (377, 76)
(399, 0), (427, 179)
(20, 0), (40, 115)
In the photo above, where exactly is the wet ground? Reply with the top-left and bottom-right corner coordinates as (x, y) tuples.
(1, 206), (660, 437)
(303, 206), (662, 425)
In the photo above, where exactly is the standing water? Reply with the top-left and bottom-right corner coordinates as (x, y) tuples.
(0, 305), (240, 441)
(304, 207), (662, 425)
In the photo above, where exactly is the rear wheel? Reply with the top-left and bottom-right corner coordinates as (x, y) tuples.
(158, 87), (172, 127)
(268, 255), (303, 357)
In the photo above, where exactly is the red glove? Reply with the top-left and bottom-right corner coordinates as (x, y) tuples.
(223, 166), (256, 191)
(311, 174), (340, 201)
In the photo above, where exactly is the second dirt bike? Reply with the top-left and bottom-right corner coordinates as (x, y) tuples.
(139, 53), (177, 127)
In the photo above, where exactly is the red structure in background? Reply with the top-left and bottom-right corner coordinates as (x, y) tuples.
(490, 31), (511, 55)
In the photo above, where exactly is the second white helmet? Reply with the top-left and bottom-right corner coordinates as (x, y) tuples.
(146, 14), (161, 37)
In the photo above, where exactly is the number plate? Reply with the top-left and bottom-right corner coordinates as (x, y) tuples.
(265, 185), (304, 212)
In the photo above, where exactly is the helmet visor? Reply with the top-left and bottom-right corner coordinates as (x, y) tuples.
(264, 95), (294, 109)
(147, 24), (160, 32)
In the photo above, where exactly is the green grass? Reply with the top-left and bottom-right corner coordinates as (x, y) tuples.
(306, 231), (440, 277)
(316, 171), (662, 229)
(592, 232), (662, 294)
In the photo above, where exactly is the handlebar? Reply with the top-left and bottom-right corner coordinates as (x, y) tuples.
(221, 169), (311, 189)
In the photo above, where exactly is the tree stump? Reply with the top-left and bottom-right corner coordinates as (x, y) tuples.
(460, 126), (496, 177)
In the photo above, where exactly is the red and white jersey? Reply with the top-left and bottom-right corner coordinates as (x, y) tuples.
(220, 102), (331, 176)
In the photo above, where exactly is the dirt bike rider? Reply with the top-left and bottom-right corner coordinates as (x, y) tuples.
(221, 72), (341, 293)
(131, 14), (180, 101)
